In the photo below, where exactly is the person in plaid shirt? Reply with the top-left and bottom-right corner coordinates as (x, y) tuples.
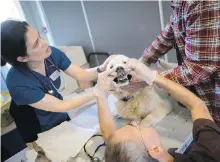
(140, 1), (220, 126)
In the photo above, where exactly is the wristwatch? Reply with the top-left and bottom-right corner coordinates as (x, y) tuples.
(96, 67), (102, 73)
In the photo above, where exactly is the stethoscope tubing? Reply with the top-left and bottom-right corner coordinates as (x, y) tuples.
(28, 58), (65, 95)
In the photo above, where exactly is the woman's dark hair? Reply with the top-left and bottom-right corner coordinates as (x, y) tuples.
(1, 19), (29, 67)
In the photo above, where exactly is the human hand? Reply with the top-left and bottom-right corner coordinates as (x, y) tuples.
(139, 126), (170, 162)
(125, 58), (157, 85)
(94, 69), (117, 98)
(99, 54), (117, 71)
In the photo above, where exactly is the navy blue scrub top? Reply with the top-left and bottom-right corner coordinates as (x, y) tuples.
(7, 46), (71, 132)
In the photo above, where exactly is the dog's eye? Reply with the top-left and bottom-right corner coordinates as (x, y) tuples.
(110, 65), (113, 69)
(123, 61), (127, 64)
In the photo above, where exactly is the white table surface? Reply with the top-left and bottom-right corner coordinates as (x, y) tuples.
(5, 89), (192, 162)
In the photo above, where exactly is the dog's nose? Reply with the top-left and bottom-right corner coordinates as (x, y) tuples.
(116, 66), (124, 72)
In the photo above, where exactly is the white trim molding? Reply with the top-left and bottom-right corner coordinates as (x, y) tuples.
(35, 0), (55, 46)
(14, 1), (26, 21)
(80, 0), (96, 53)
(158, 0), (168, 62)
(81, 0), (100, 65)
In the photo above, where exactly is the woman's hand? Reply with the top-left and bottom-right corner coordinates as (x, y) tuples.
(94, 69), (117, 98)
(99, 55), (117, 71)
(125, 58), (157, 85)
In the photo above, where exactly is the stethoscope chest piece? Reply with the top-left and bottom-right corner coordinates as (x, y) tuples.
(92, 157), (101, 162)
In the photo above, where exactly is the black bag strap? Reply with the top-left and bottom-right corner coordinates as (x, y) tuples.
(9, 101), (41, 143)
(1, 57), (6, 66)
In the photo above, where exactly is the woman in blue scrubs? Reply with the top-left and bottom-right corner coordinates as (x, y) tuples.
(1, 20), (112, 144)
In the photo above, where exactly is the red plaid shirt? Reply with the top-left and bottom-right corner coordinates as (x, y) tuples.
(142, 1), (220, 126)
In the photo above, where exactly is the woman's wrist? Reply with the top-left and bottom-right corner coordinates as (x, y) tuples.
(98, 65), (105, 72)
(93, 86), (109, 99)
(153, 73), (162, 84)
(88, 91), (97, 100)
(95, 92), (109, 99)
(141, 70), (158, 86)
(97, 94), (108, 101)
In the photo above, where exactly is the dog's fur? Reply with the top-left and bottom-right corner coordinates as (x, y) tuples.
(107, 55), (176, 126)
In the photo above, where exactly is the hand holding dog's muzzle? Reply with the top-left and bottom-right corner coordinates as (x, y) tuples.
(125, 58), (157, 86)
(99, 54), (118, 71)
(94, 69), (117, 98)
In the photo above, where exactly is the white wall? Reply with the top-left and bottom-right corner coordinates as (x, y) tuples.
(20, 1), (177, 63)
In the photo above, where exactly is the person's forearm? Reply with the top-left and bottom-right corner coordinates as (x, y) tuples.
(83, 66), (101, 81)
(79, 66), (105, 81)
(31, 92), (96, 113)
(97, 96), (117, 141)
(160, 61), (217, 87)
(59, 92), (96, 112)
(141, 21), (175, 64)
(43, 92), (96, 112)
(65, 64), (101, 81)
(154, 74), (201, 110)
(153, 74), (212, 121)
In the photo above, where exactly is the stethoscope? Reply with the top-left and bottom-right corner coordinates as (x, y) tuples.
(28, 58), (66, 95)
(83, 134), (106, 162)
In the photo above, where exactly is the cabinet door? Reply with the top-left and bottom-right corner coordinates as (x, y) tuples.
(57, 46), (88, 96)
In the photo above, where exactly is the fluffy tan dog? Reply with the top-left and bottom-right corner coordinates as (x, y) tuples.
(107, 55), (176, 126)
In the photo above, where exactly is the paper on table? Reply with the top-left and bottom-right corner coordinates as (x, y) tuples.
(26, 149), (37, 162)
(70, 94), (118, 129)
(70, 104), (100, 129)
(36, 121), (96, 162)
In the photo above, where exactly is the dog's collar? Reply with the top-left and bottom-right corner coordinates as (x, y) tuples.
(120, 96), (133, 102)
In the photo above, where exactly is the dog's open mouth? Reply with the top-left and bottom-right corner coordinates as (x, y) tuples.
(113, 74), (132, 85)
